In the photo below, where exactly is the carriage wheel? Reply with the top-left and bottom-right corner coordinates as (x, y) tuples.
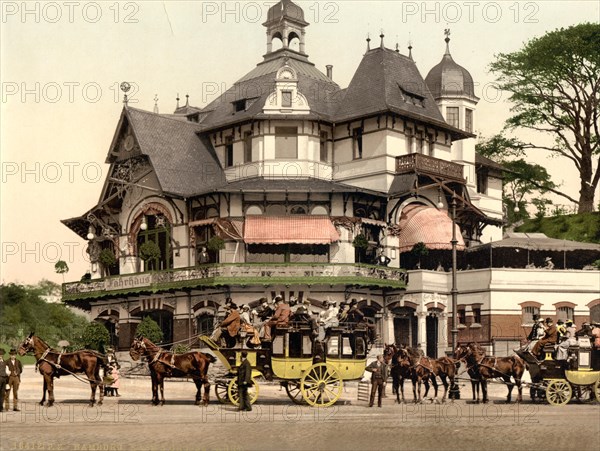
(300, 363), (343, 407)
(546, 379), (572, 406)
(215, 381), (230, 404)
(227, 377), (259, 406)
(284, 381), (307, 405)
(594, 381), (600, 402)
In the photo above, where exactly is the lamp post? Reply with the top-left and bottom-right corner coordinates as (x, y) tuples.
(450, 195), (458, 352)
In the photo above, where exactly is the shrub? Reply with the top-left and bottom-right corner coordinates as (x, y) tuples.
(206, 236), (225, 252)
(81, 322), (110, 351)
(139, 241), (161, 261)
(136, 316), (163, 343)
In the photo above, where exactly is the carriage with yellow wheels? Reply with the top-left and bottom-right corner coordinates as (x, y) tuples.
(200, 321), (369, 407)
(516, 336), (600, 406)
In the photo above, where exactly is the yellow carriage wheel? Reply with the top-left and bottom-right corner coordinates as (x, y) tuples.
(284, 381), (307, 405)
(227, 377), (259, 406)
(595, 380), (600, 402)
(546, 379), (572, 406)
(301, 363), (343, 407)
(214, 381), (230, 404)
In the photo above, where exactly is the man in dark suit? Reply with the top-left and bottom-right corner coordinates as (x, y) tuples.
(0, 349), (7, 412)
(532, 318), (558, 356)
(365, 354), (388, 407)
(220, 304), (241, 348)
(5, 349), (23, 411)
(237, 351), (252, 412)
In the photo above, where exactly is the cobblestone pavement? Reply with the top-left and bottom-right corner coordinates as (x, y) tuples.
(1, 366), (598, 451)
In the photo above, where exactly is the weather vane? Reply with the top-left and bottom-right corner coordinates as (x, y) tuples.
(120, 82), (131, 105)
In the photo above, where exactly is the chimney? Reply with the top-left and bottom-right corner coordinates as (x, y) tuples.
(326, 65), (333, 80)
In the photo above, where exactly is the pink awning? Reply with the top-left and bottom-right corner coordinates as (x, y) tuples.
(397, 204), (465, 252)
(244, 216), (340, 245)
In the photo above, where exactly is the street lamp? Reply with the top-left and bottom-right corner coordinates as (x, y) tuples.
(450, 194), (458, 352)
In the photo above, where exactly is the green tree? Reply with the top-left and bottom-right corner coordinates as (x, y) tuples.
(54, 260), (69, 283)
(81, 322), (110, 351)
(489, 23), (600, 213)
(135, 316), (163, 343)
(352, 233), (369, 263)
(410, 242), (429, 268)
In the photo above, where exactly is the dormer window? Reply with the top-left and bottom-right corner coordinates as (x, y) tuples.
(233, 100), (246, 113)
(281, 91), (292, 108)
(446, 107), (459, 128)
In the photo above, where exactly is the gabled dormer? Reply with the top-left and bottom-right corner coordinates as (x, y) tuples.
(263, 64), (310, 114)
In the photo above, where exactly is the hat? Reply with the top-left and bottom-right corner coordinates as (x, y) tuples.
(230, 303), (238, 309)
(242, 305), (249, 310)
(566, 319), (573, 325)
(289, 295), (296, 302)
(545, 317), (553, 324)
(545, 257), (552, 261)
(9, 349), (17, 355)
(0, 349), (5, 356)
(557, 319), (564, 325)
(322, 300), (329, 307)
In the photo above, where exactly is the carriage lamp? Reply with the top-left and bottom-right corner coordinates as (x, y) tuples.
(87, 225), (95, 240)
(140, 216), (148, 231)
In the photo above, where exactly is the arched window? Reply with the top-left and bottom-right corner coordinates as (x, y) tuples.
(137, 214), (172, 271)
(311, 205), (328, 215)
(290, 205), (306, 215)
(522, 306), (540, 325)
(196, 313), (215, 336)
(557, 306), (574, 322)
(246, 205), (263, 215)
(590, 304), (600, 324)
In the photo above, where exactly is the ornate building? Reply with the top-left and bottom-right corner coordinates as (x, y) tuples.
(61, 1), (598, 356)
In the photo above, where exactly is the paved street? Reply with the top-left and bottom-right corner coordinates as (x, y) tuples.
(1, 366), (598, 451)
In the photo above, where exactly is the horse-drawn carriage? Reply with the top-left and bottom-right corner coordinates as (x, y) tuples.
(201, 320), (370, 407)
(515, 337), (600, 406)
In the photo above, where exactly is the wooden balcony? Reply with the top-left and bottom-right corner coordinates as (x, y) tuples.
(396, 153), (464, 181)
(62, 263), (409, 301)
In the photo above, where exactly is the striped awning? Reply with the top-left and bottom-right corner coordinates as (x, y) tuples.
(244, 216), (340, 245)
(397, 204), (465, 252)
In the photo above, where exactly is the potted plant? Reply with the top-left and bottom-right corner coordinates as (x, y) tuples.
(139, 241), (161, 271)
(352, 233), (369, 263)
(410, 242), (429, 269)
(98, 248), (117, 277)
(206, 236), (225, 252)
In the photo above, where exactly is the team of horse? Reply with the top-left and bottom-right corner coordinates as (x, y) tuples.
(18, 332), (524, 406)
(384, 342), (525, 404)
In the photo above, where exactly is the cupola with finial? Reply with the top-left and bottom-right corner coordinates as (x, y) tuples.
(263, 0), (309, 57)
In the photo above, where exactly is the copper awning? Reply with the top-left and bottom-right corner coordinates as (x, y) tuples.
(244, 216), (340, 245)
(396, 204), (465, 252)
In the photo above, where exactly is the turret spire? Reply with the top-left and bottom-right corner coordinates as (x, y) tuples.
(366, 33), (371, 52)
(444, 28), (451, 55)
(153, 95), (159, 114)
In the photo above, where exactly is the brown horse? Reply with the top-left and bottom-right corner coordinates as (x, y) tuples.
(384, 344), (430, 403)
(18, 333), (107, 407)
(129, 336), (216, 406)
(412, 355), (459, 403)
(454, 343), (525, 403)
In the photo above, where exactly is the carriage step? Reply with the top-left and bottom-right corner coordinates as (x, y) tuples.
(357, 380), (370, 402)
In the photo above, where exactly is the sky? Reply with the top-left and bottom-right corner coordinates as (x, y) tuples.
(1, 0), (598, 286)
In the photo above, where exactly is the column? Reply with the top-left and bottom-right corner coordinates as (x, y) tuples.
(438, 312), (449, 356)
(382, 313), (394, 345)
(416, 311), (427, 351)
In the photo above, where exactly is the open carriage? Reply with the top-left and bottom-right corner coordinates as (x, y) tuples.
(201, 321), (369, 407)
(515, 337), (600, 406)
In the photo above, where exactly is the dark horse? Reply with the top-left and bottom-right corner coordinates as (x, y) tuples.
(454, 343), (525, 403)
(384, 344), (430, 403)
(412, 355), (459, 403)
(129, 336), (216, 406)
(18, 333), (107, 407)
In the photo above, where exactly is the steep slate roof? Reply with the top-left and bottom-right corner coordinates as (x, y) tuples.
(197, 52), (342, 130)
(125, 107), (225, 197)
(425, 49), (477, 99)
(335, 47), (469, 137)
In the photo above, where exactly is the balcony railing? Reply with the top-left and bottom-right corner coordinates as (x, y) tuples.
(62, 263), (409, 300)
(396, 153), (464, 181)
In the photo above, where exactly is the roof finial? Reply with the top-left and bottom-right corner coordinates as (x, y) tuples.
(444, 28), (451, 55)
(366, 33), (371, 52)
(395, 42), (399, 53)
(176, 93), (180, 109)
(120, 82), (131, 106)
(153, 95), (159, 114)
(185, 94), (189, 107)
(380, 29), (385, 49)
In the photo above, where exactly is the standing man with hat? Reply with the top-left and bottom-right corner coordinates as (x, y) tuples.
(0, 349), (7, 412)
(365, 354), (388, 407)
(5, 349), (23, 411)
(237, 351), (252, 412)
